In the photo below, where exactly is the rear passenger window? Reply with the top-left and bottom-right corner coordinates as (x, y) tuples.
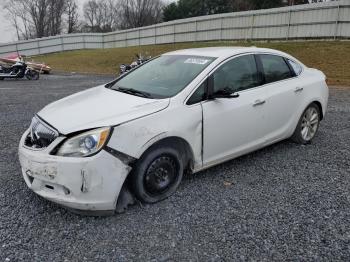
(259, 54), (293, 84)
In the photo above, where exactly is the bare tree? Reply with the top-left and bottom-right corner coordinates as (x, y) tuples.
(66, 0), (80, 33)
(120, 0), (164, 29)
(100, 0), (121, 31)
(4, 1), (29, 40)
(47, 0), (67, 36)
(3, 0), (39, 40)
(84, 0), (99, 30)
(27, 0), (49, 38)
(82, 0), (165, 32)
(83, 0), (121, 32)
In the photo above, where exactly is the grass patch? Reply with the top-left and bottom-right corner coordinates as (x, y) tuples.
(35, 41), (350, 86)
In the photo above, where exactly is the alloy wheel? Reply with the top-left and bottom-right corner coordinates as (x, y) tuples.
(300, 107), (319, 141)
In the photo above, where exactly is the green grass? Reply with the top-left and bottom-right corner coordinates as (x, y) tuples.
(35, 41), (350, 86)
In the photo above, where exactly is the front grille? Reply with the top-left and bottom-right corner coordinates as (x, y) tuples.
(24, 116), (58, 149)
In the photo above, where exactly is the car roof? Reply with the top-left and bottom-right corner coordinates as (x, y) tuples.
(164, 46), (286, 59)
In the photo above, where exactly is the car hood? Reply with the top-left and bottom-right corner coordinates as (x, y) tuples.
(38, 85), (170, 135)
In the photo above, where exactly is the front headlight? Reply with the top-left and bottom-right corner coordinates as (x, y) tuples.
(56, 127), (111, 157)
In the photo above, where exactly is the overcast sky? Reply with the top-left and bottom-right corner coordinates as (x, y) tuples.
(0, 0), (87, 43)
(0, 8), (14, 43)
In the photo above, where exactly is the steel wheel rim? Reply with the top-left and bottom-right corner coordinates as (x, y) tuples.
(301, 107), (319, 141)
(144, 155), (178, 196)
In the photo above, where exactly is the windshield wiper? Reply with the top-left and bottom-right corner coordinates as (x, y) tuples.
(114, 87), (152, 98)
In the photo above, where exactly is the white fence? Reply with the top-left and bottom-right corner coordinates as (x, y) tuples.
(0, 0), (349, 56)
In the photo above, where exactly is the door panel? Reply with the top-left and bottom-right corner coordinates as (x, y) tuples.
(257, 54), (301, 143)
(263, 78), (302, 143)
(202, 88), (268, 166)
(201, 54), (268, 166)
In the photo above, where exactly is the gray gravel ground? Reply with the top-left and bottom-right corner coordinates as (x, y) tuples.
(0, 74), (349, 261)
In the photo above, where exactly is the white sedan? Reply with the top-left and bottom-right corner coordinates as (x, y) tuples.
(18, 47), (329, 214)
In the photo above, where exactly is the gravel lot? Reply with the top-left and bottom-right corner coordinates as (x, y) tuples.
(0, 75), (349, 261)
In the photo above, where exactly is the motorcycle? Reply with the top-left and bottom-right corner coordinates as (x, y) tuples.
(0, 60), (40, 81)
(119, 53), (151, 76)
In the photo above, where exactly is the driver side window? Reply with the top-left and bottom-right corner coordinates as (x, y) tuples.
(213, 55), (260, 93)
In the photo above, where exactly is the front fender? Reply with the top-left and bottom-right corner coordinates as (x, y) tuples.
(106, 104), (203, 170)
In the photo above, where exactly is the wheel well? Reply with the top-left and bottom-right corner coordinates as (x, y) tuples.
(141, 136), (195, 173)
(312, 101), (323, 120)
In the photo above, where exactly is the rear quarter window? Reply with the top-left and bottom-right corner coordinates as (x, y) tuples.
(287, 59), (303, 75)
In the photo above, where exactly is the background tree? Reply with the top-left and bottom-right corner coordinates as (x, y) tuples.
(47, 0), (66, 36)
(3, 0), (32, 40)
(163, 2), (182, 22)
(83, 0), (120, 32)
(66, 0), (80, 33)
(249, 0), (284, 10)
(205, 0), (232, 15)
(2, 0), (338, 40)
(83, 0), (99, 32)
(99, 0), (121, 32)
(288, 0), (309, 4)
(2, 0), (71, 39)
(162, 0), (318, 22)
(119, 0), (164, 29)
(163, 0), (208, 21)
(229, 0), (255, 12)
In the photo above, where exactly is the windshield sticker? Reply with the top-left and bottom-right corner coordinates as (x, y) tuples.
(184, 58), (210, 65)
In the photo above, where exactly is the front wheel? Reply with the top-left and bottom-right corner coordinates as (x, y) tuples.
(130, 146), (184, 203)
(25, 70), (39, 80)
(291, 103), (321, 144)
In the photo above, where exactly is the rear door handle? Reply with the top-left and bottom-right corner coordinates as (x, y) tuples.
(253, 99), (266, 106)
(294, 87), (303, 93)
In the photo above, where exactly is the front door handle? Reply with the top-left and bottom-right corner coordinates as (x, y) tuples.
(253, 99), (266, 106)
(294, 87), (304, 93)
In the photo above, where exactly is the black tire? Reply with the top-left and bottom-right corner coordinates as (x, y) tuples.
(26, 70), (39, 80)
(32, 71), (40, 80)
(130, 146), (184, 203)
(0, 77), (4, 80)
(291, 103), (321, 144)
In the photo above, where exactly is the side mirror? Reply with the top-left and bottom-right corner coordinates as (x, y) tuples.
(211, 89), (239, 99)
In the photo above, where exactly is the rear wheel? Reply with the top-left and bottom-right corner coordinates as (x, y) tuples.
(130, 146), (183, 203)
(291, 103), (321, 144)
(0, 77), (4, 80)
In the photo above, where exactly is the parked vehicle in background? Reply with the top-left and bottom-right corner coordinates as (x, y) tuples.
(0, 58), (39, 80)
(18, 47), (328, 214)
(119, 53), (151, 75)
(0, 54), (51, 74)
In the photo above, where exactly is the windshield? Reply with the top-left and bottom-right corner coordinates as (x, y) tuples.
(110, 55), (216, 98)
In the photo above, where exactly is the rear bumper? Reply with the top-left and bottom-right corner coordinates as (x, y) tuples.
(18, 130), (131, 212)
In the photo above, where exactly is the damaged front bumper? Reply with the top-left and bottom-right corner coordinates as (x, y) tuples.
(18, 129), (131, 213)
